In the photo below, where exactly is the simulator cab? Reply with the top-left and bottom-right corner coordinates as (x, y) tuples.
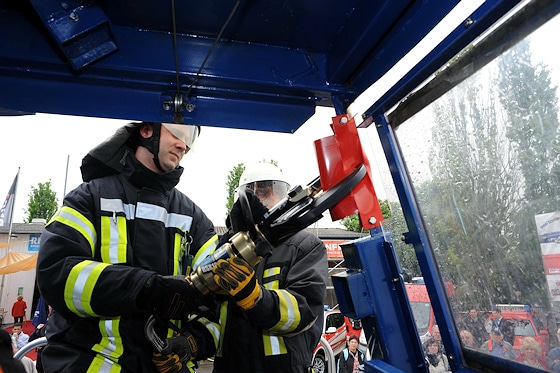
(2, 1), (560, 373)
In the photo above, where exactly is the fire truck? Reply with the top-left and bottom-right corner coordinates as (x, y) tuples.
(2, 1), (560, 373)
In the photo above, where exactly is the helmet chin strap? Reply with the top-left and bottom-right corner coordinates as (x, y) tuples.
(136, 122), (166, 172)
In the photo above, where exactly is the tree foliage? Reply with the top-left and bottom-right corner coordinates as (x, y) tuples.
(225, 163), (246, 218)
(25, 180), (58, 223)
(412, 39), (558, 311)
(341, 200), (421, 275)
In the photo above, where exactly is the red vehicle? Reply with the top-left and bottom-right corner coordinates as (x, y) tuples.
(312, 309), (362, 373)
(484, 304), (550, 354)
(406, 278), (456, 341)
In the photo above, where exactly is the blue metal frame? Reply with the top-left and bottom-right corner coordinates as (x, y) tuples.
(1, 1), (552, 372)
(0, 0), (521, 133)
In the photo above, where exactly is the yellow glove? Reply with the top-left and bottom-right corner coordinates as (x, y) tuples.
(212, 256), (261, 310)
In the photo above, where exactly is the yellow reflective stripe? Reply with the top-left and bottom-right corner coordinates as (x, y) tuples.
(216, 302), (229, 357)
(269, 289), (300, 333)
(263, 267), (281, 290)
(197, 317), (220, 349)
(91, 318), (123, 362)
(100, 216), (127, 264)
(187, 360), (197, 372)
(86, 353), (122, 373)
(263, 333), (287, 356)
(50, 206), (96, 255)
(192, 235), (219, 270)
(173, 233), (182, 275)
(65, 260), (109, 317)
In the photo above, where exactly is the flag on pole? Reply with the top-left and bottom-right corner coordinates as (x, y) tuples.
(32, 296), (48, 327)
(0, 171), (18, 227)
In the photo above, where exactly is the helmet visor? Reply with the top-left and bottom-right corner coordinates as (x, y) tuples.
(242, 180), (290, 209)
(161, 123), (200, 151)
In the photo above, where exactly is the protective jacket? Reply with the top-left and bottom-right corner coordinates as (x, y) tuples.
(212, 230), (327, 373)
(37, 147), (219, 372)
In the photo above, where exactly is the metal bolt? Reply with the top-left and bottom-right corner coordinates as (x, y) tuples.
(185, 103), (195, 112)
(368, 217), (376, 225)
(340, 116), (348, 125)
(69, 12), (79, 21)
(163, 101), (172, 111)
(464, 18), (474, 28)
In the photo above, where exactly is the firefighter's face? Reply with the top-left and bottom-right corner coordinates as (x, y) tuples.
(157, 125), (187, 172)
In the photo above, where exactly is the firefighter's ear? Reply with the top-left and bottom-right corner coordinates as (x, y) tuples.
(139, 123), (154, 138)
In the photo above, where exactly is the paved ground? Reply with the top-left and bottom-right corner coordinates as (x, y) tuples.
(197, 359), (213, 373)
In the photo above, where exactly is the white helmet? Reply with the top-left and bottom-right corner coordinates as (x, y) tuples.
(237, 163), (291, 209)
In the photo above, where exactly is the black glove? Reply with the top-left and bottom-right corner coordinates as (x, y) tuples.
(228, 189), (268, 232)
(152, 332), (198, 373)
(142, 275), (205, 319)
(212, 256), (262, 310)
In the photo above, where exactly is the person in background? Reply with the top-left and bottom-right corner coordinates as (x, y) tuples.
(36, 122), (220, 372)
(547, 328), (560, 372)
(461, 307), (487, 346)
(0, 329), (25, 373)
(514, 337), (548, 369)
(11, 295), (27, 324)
(13, 341), (37, 373)
(209, 163), (328, 373)
(424, 337), (449, 373)
(423, 325), (445, 354)
(338, 334), (365, 373)
(459, 329), (476, 349)
(490, 307), (514, 345)
(11, 322), (29, 351)
(29, 305), (52, 373)
(481, 328), (517, 360)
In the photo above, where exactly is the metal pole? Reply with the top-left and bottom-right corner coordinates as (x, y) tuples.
(6, 167), (20, 244)
(63, 155), (69, 198)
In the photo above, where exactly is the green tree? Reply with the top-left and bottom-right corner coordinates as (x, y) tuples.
(225, 163), (246, 218)
(340, 199), (391, 232)
(341, 200), (421, 275)
(25, 180), (58, 222)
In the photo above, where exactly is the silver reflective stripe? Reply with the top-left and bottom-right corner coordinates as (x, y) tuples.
(275, 290), (297, 332)
(72, 262), (94, 315)
(192, 241), (217, 270)
(135, 202), (167, 223)
(101, 199), (193, 230)
(168, 213), (193, 231)
(100, 198), (135, 219)
(108, 217), (121, 263)
(93, 355), (116, 373)
(58, 208), (96, 247)
(98, 319), (117, 357)
(268, 335), (282, 355)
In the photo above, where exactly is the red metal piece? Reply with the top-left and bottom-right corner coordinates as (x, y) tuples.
(314, 114), (383, 229)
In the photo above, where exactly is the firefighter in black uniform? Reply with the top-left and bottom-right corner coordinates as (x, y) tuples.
(209, 163), (328, 373)
(37, 122), (218, 372)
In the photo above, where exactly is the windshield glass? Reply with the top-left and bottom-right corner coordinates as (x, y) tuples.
(376, 10), (560, 370)
(410, 302), (432, 336)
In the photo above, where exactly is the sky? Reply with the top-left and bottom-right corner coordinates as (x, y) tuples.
(0, 107), (388, 229)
